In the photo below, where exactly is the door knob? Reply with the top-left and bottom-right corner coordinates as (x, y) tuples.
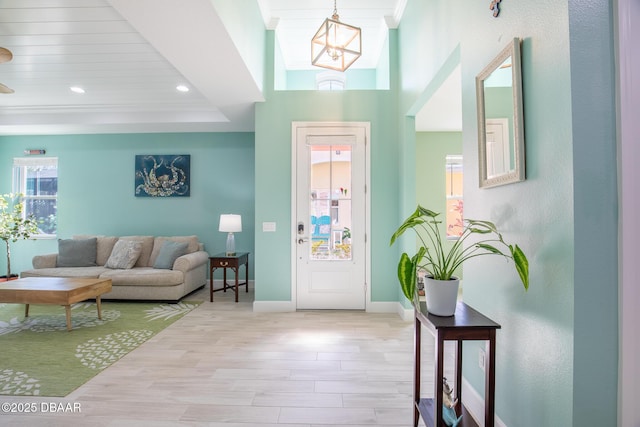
(298, 237), (309, 244)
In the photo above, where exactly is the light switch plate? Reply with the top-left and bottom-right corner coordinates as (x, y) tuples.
(262, 222), (276, 232)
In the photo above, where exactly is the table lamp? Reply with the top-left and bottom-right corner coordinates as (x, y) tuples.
(219, 214), (242, 256)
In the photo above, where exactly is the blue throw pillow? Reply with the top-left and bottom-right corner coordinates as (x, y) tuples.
(57, 238), (98, 267)
(153, 241), (189, 269)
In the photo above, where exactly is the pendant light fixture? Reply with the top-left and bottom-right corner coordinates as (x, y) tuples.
(311, 0), (362, 72)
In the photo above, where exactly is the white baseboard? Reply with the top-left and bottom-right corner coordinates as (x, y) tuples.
(251, 299), (413, 317)
(365, 301), (414, 321)
(398, 305), (414, 321)
(367, 300), (412, 319)
(461, 377), (507, 427)
(252, 300), (295, 312)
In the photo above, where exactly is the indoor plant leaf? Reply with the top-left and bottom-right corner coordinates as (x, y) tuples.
(397, 252), (416, 302)
(475, 243), (507, 256)
(510, 244), (529, 290)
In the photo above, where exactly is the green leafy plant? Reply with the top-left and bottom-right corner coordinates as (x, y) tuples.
(390, 205), (529, 304)
(0, 193), (39, 278)
(342, 227), (351, 240)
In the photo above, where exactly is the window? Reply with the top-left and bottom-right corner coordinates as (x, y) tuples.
(309, 145), (352, 260)
(445, 155), (463, 239)
(12, 157), (58, 237)
(316, 71), (346, 91)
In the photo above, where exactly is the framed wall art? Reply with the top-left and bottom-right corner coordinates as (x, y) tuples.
(135, 154), (190, 197)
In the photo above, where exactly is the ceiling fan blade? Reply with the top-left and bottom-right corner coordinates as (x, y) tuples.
(0, 83), (14, 94)
(0, 47), (12, 63)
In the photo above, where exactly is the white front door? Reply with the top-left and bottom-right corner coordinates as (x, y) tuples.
(293, 122), (368, 310)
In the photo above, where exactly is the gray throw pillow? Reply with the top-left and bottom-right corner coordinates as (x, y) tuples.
(105, 240), (143, 269)
(153, 241), (189, 269)
(57, 238), (97, 267)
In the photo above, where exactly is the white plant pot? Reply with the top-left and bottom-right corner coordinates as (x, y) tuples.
(424, 276), (460, 316)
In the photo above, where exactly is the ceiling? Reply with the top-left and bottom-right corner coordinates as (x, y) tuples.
(0, 0), (458, 136)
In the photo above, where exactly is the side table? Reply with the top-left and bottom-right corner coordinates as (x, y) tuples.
(209, 252), (249, 303)
(414, 301), (501, 427)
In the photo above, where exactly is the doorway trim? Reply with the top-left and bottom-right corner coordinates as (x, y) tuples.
(616, 0), (639, 424)
(291, 121), (371, 311)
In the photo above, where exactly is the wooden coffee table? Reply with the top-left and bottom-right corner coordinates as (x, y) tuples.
(0, 277), (112, 331)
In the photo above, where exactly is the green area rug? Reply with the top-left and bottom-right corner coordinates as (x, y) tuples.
(0, 300), (200, 397)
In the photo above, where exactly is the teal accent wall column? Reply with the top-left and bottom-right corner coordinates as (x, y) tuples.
(396, 115), (418, 308)
(254, 31), (401, 307)
(254, 31), (293, 304)
(568, 1), (618, 425)
(255, 93), (401, 305)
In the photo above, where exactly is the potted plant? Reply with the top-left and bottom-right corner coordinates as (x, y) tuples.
(0, 193), (38, 281)
(390, 205), (529, 316)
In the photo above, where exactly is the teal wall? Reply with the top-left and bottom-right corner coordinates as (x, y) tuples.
(284, 68), (377, 91)
(254, 31), (399, 304)
(415, 132), (463, 277)
(568, 1), (618, 425)
(0, 133), (255, 281)
(397, 1), (617, 426)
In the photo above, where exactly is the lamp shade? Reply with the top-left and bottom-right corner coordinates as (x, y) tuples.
(219, 214), (242, 233)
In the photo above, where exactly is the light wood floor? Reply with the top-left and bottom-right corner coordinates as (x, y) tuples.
(1, 286), (437, 426)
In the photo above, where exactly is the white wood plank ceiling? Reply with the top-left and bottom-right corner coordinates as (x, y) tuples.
(0, 0), (448, 136)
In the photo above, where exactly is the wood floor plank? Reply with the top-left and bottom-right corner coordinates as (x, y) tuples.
(1, 287), (445, 426)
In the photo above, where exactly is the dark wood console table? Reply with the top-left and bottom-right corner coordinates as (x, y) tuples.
(414, 301), (501, 427)
(209, 252), (249, 303)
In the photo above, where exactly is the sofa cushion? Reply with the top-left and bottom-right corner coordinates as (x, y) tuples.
(105, 240), (143, 269)
(99, 267), (184, 287)
(149, 235), (199, 266)
(57, 238), (97, 267)
(21, 266), (109, 278)
(153, 241), (189, 269)
(119, 236), (154, 267)
(74, 235), (119, 266)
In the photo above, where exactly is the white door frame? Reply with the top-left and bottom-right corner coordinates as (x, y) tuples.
(617, 0), (639, 425)
(291, 121), (371, 310)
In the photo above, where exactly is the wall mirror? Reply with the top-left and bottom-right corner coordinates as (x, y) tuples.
(476, 37), (525, 188)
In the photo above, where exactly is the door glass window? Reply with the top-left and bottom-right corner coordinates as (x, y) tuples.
(309, 145), (352, 260)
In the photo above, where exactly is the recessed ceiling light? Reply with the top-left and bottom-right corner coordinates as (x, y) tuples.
(70, 86), (85, 94)
(176, 85), (190, 93)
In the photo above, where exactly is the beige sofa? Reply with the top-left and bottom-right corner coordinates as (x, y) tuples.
(21, 235), (208, 302)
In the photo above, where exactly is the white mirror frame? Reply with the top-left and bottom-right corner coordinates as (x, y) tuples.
(476, 37), (525, 188)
